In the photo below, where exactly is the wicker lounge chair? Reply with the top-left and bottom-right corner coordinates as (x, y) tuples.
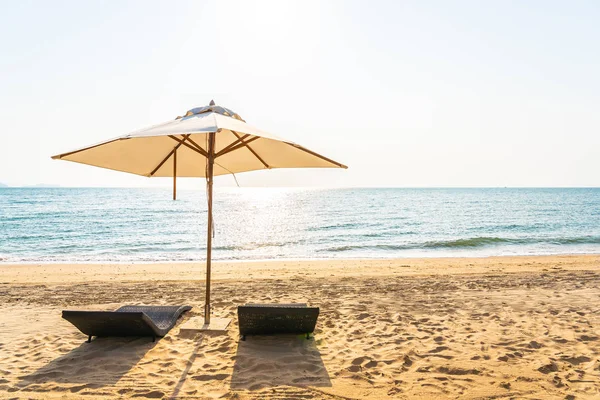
(62, 305), (192, 343)
(237, 303), (319, 341)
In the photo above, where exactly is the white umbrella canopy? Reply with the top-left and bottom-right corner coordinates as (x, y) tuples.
(52, 101), (347, 328)
(52, 102), (346, 177)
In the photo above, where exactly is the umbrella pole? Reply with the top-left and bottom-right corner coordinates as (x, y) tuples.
(204, 131), (215, 325)
(173, 150), (177, 200)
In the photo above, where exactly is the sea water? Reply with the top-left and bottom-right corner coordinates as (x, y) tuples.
(1, 187), (599, 263)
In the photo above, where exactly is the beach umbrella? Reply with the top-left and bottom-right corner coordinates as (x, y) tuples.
(52, 101), (347, 327)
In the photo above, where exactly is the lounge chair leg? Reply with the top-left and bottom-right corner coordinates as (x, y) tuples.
(241, 335), (246, 341)
(152, 336), (156, 343)
(306, 333), (311, 340)
(87, 335), (92, 343)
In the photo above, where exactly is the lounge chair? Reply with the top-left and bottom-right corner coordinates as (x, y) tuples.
(62, 305), (192, 343)
(237, 303), (319, 341)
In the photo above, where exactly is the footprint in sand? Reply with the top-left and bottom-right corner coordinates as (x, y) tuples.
(356, 312), (370, 321)
(528, 340), (543, 349)
(437, 366), (481, 376)
(537, 362), (558, 374)
(351, 356), (369, 366)
(131, 390), (164, 398)
(560, 355), (591, 365)
(191, 373), (229, 381)
(429, 346), (449, 353)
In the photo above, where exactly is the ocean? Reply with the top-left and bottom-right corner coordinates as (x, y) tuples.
(1, 187), (599, 263)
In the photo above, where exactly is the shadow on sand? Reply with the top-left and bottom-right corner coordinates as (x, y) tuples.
(230, 334), (331, 390)
(18, 336), (156, 391)
(168, 332), (205, 399)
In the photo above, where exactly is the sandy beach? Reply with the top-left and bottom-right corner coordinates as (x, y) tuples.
(1, 254), (600, 399)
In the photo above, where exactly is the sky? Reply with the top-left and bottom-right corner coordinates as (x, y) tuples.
(0, 0), (599, 188)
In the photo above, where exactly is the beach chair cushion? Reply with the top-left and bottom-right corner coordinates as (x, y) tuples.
(237, 303), (319, 337)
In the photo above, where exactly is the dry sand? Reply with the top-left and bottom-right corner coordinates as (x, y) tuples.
(1, 255), (600, 399)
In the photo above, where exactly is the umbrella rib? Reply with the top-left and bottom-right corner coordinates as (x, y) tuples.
(186, 137), (208, 154)
(215, 136), (259, 158)
(168, 135), (209, 158)
(149, 134), (190, 176)
(215, 134), (251, 158)
(284, 142), (348, 169)
(230, 130), (269, 169)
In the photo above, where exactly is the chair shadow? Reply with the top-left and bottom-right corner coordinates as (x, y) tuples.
(230, 335), (331, 390)
(18, 336), (156, 390)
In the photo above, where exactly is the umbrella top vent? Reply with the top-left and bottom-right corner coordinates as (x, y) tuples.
(177, 100), (245, 122)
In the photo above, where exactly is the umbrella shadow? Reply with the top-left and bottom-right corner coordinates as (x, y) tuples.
(230, 335), (331, 390)
(168, 333), (205, 399)
(18, 336), (156, 391)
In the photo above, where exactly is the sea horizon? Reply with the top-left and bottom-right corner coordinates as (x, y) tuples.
(3, 185), (600, 189)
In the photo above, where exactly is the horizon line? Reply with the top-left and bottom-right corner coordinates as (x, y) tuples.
(2, 185), (600, 190)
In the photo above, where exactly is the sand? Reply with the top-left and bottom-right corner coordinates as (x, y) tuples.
(1, 255), (600, 399)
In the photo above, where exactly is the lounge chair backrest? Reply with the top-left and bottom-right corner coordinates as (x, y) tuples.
(238, 304), (319, 336)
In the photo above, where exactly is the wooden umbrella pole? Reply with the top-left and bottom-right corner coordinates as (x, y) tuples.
(173, 149), (177, 200)
(204, 131), (216, 325)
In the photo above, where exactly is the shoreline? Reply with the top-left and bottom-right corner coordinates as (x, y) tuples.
(2, 249), (600, 264)
(1, 254), (599, 284)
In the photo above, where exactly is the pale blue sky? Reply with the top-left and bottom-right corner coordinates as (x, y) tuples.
(1, 0), (599, 187)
